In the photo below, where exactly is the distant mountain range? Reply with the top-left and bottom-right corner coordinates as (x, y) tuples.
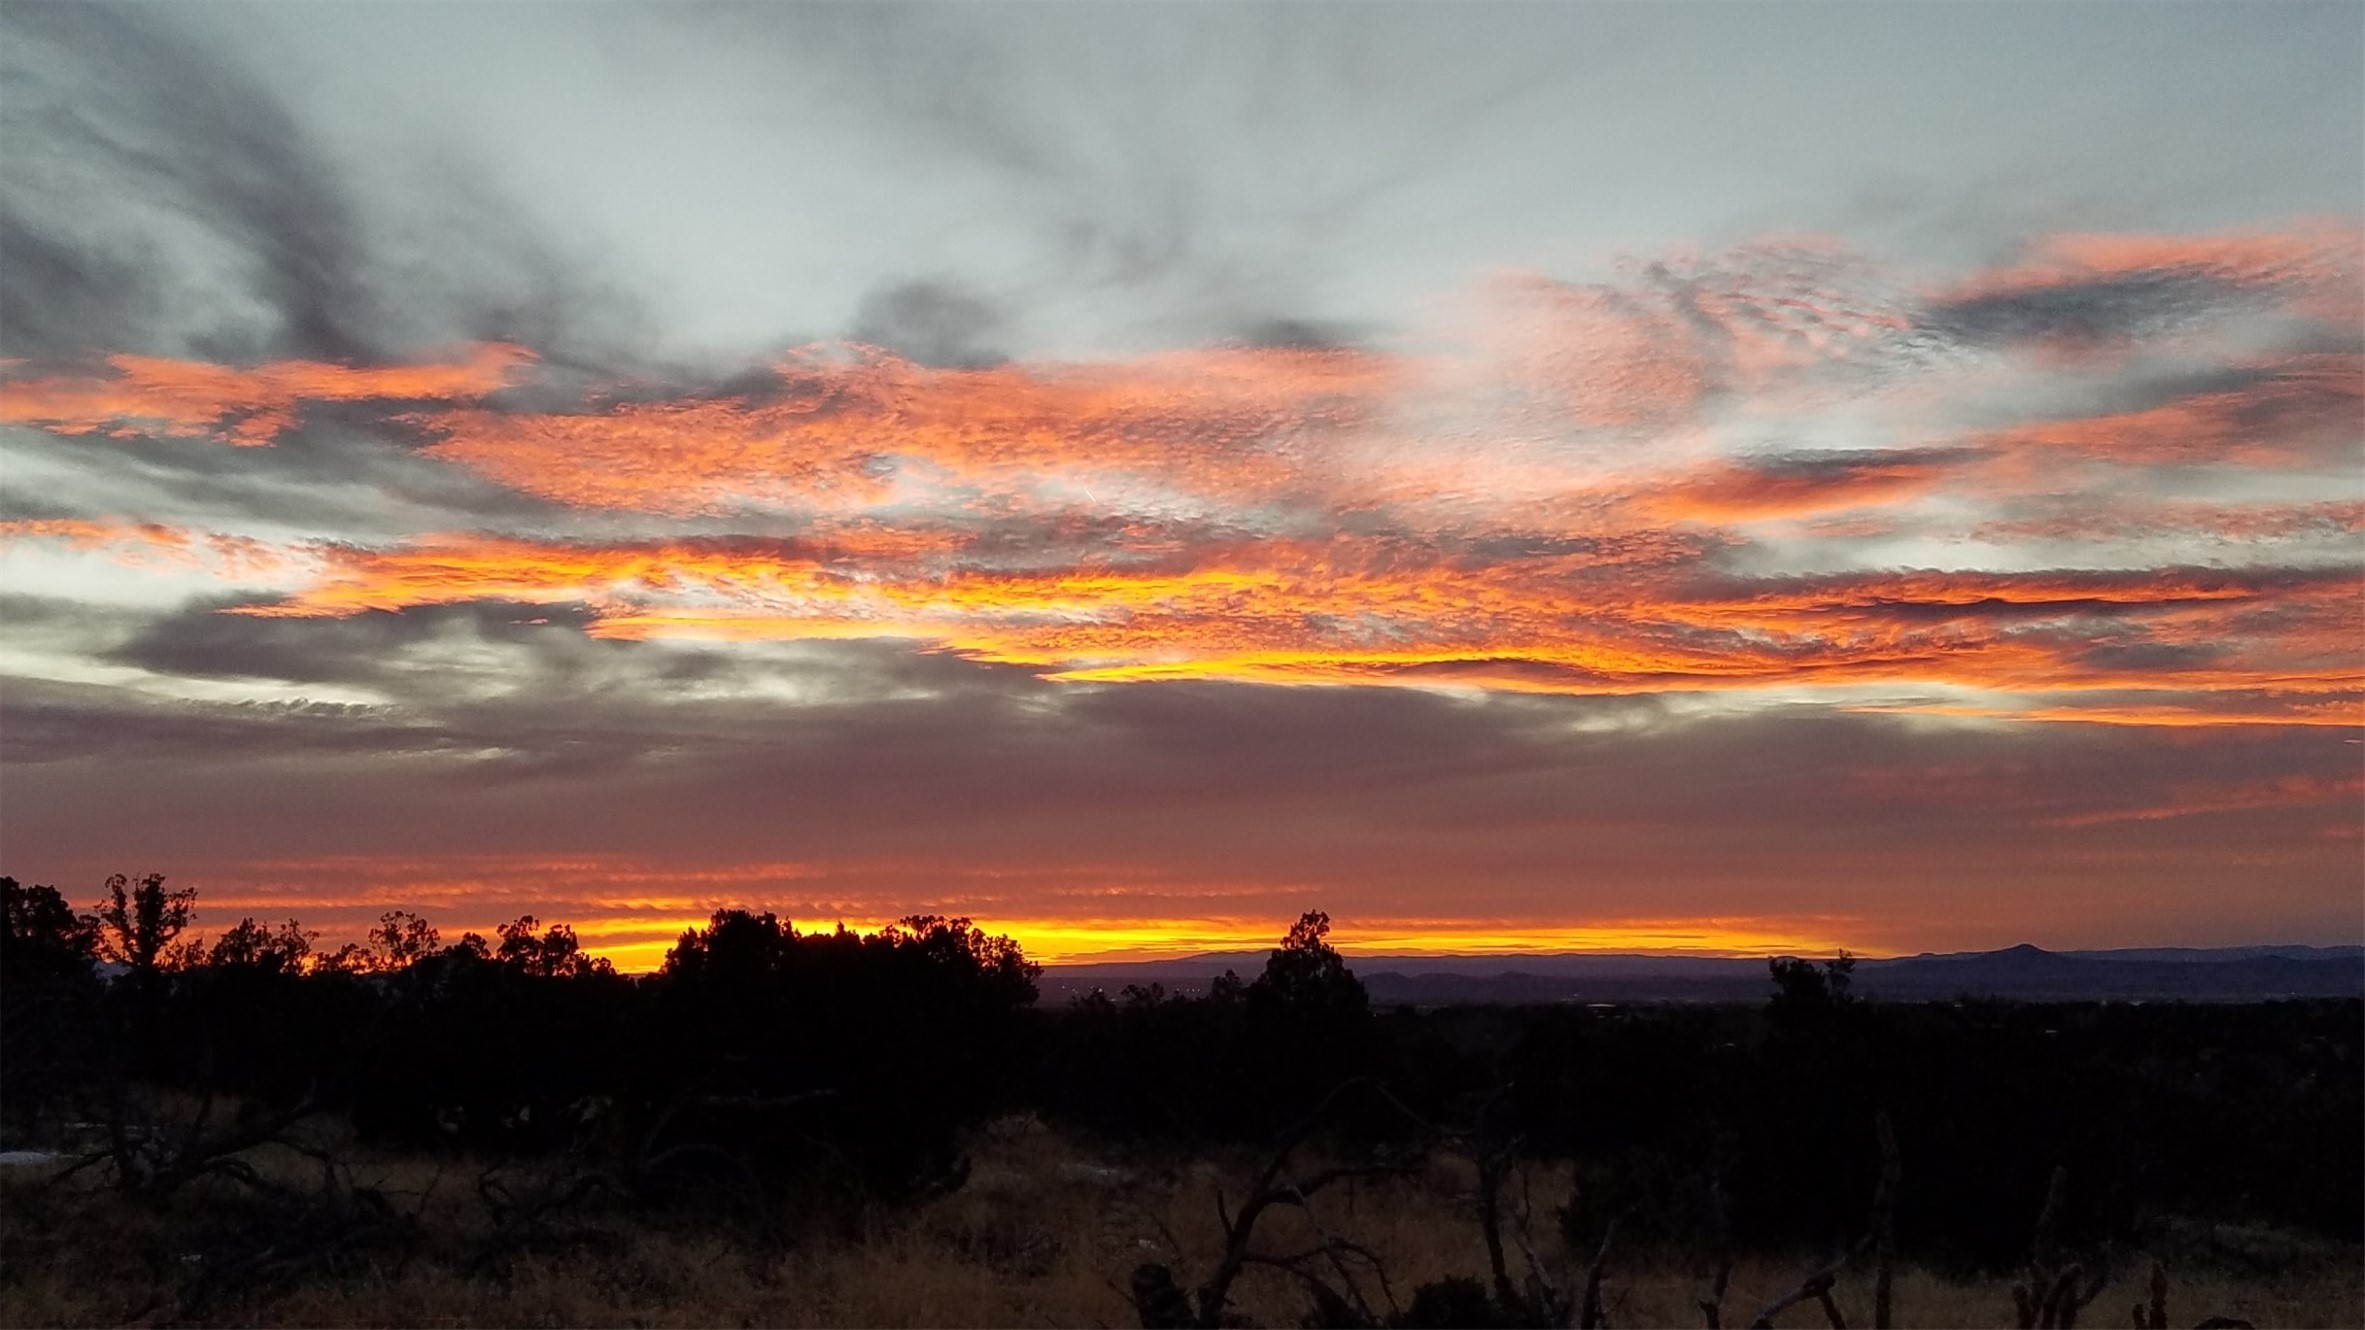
(1038, 943), (2365, 1005)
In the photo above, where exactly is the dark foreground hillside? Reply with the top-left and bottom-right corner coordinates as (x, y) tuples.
(3, 879), (2360, 1327)
(6, 1120), (2359, 1329)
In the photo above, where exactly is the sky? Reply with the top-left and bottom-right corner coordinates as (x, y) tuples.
(1, 1), (2359, 969)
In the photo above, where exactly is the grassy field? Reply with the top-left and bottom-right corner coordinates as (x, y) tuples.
(2, 1116), (2356, 1329)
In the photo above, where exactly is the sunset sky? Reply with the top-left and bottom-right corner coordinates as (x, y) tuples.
(2, 2), (2359, 969)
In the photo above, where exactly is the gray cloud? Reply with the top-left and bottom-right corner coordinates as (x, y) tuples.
(3, 660), (2355, 946)
(0, 202), (160, 360)
(0, 2), (650, 370)
(0, 675), (443, 766)
(850, 279), (1007, 369)
(107, 600), (608, 689)
(0, 2), (376, 361)
(0, 415), (582, 539)
(1925, 272), (2284, 352)
(680, 2), (1581, 351)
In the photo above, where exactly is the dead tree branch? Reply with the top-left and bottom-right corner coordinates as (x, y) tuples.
(1746, 1236), (1872, 1329)
(1872, 1112), (1901, 1330)
(54, 1075), (323, 1201)
(1699, 1144), (1736, 1329)
(1580, 1211), (1625, 1330)
(2012, 1167), (2111, 1329)
(1126, 1079), (1427, 1330)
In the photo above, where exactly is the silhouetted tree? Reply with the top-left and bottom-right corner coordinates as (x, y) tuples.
(1, 878), (102, 1138)
(1827, 950), (1855, 1001)
(659, 908), (796, 986)
(1236, 912), (1376, 1132)
(649, 909), (1039, 1206)
(311, 942), (375, 974)
(87, 872), (195, 1067)
(89, 872), (195, 978)
(205, 917), (315, 974)
(1768, 951), (1855, 1013)
(1250, 910), (1368, 1018)
(496, 915), (611, 978)
(882, 913), (1041, 1008)
(371, 910), (440, 969)
(2, 877), (95, 988)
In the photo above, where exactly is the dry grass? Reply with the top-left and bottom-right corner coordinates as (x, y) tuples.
(2, 1117), (2357, 1329)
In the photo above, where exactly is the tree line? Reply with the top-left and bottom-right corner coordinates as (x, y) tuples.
(3, 872), (2358, 1284)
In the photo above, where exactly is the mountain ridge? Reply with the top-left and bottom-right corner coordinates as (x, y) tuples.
(1038, 943), (2364, 1004)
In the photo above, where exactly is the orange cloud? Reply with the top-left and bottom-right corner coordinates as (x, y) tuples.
(1978, 354), (2362, 470)
(0, 517), (297, 576)
(8, 225), (2356, 733)
(1975, 499), (2365, 544)
(0, 343), (532, 444)
(1641, 453), (1960, 522)
(1482, 241), (1915, 430)
(412, 343), (1402, 514)
(1483, 272), (1720, 431)
(194, 525), (2358, 724)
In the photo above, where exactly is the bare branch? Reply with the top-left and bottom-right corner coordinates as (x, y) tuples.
(1872, 1112), (1901, 1330)
(1700, 1149), (1735, 1329)
(1747, 1237), (1870, 1329)
(1580, 1211), (1625, 1330)
(1184, 1079), (1429, 1328)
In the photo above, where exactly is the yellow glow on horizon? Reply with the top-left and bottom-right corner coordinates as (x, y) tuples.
(557, 914), (1860, 974)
